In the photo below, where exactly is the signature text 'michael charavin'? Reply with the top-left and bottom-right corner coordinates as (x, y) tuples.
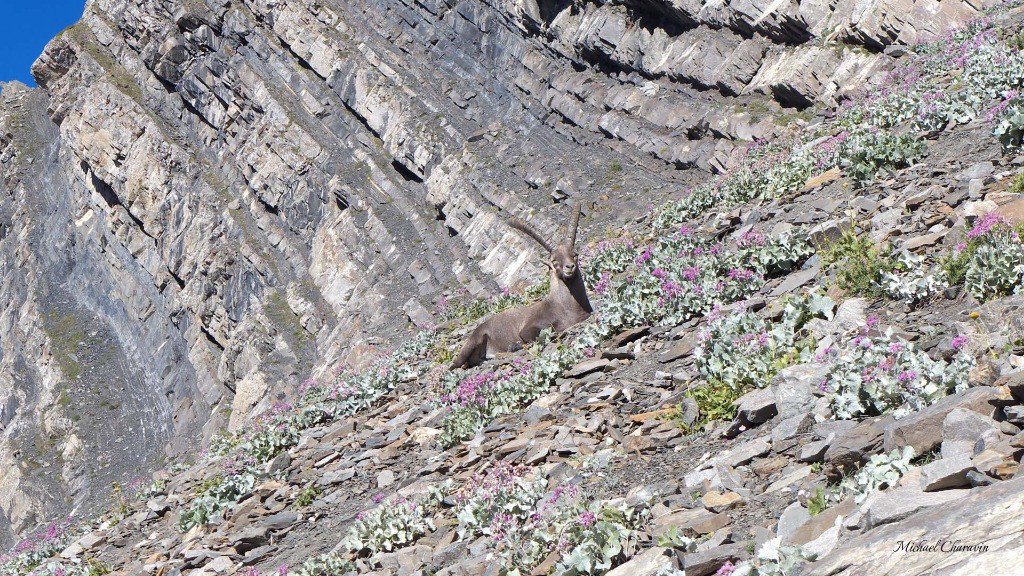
(894, 540), (990, 553)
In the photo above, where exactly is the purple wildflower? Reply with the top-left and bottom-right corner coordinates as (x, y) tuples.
(577, 511), (598, 528)
(898, 370), (919, 384)
(967, 212), (1009, 240)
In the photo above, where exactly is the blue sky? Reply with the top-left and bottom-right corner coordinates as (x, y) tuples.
(0, 0), (87, 85)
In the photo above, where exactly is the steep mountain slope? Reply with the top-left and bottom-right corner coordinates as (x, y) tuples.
(0, 0), (1010, 561)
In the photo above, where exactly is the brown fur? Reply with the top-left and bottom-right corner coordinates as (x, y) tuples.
(451, 204), (592, 369)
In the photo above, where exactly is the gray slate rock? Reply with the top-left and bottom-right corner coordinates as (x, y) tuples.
(605, 546), (676, 575)
(717, 438), (771, 467)
(920, 454), (975, 491)
(863, 486), (969, 530)
(803, 477), (1024, 576)
(736, 387), (777, 426)
(683, 542), (749, 576)
(771, 363), (828, 420)
(883, 386), (1004, 454)
(777, 502), (811, 543)
(1004, 405), (1024, 425)
(825, 416), (892, 478)
(942, 407), (1002, 459)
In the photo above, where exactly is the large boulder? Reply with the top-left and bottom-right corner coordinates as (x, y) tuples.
(800, 476), (1024, 575)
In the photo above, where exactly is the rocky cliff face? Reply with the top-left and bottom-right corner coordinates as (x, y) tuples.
(0, 0), (997, 548)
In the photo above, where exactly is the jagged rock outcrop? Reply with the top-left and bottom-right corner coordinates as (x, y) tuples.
(0, 0), (999, 548)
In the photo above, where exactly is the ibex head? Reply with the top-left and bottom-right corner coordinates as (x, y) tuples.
(510, 203), (583, 282)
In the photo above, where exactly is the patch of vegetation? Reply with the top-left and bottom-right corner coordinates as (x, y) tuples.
(56, 388), (72, 409)
(294, 485), (320, 509)
(265, 290), (314, 348)
(685, 380), (745, 432)
(42, 312), (87, 381)
(939, 247), (971, 287)
(1009, 168), (1024, 195)
(911, 449), (939, 467)
(743, 100), (772, 123)
(807, 487), (828, 516)
(819, 226), (893, 297)
(63, 23), (144, 104)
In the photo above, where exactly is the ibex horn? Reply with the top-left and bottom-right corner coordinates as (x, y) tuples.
(569, 203), (582, 250)
(510, 218), (554, 253)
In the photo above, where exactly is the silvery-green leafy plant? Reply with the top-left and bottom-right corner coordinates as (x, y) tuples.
(694, 292), (834, 391)
(176, 471), (257, 532)
(177, 332), (436, 532)
(880, 250), (948, 305)
(497, 495), (650, 576)
(438, 342), (581, 447)
(341, 491), (441, 556)
(822, 321), (973, 420)
(656, 526), (697, 552)
(728, 538), (817, 576)
(992, 92), (1023, 148)
(958, 213), (1024, 301)
(0, 521), (81, 576)
(453, 462), (547, 541)
(838, 446), (916, 504)
(288, 552), (354, 576)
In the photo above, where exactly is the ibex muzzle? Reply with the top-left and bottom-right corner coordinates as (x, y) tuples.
(451, 203), (593, 369)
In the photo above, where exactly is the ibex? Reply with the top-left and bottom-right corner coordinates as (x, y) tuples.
(451, 203), (593, 369)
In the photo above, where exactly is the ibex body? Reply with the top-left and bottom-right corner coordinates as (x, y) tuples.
(451, 204), (593, 369)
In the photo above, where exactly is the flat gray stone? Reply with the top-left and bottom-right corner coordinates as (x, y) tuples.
(1004, 405), (1024, 425)
(564, 358), (612, 378)
(803, 524), (841, 558)
(884, 387), (1003, 455)
(863, 487), (969, 530)
(769, 265), (820, 297)
(826, 416), (892, 477)
(606, 546), (675, 576)
(801, 477), (1024, 576)
(798, 437), (831, 463)
(261, 511), (299, 531)
(717, 438), (771, 467)
(765, 465), (813, 494)
(377, 469), (396, 488)
(659, 335), (697, 363)
(772, 413), (813, 446)
(771, 363), (828, 420)
(920, 454), (975, 492)
(736, 387), (777, 425)
(942, 407), (1002, 459)
(683, 542), (749, 576)
(777, 502), (811, 543)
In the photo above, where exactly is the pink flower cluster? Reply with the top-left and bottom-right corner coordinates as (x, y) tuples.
(1, 519), (74, 562)
(736, 229), (767, 248)
(986, 89), (1019, 122)
(716, 561), (736, 576)
(967, 212), (1010, 240)
(635, 245), (653, 265)
(727, 268), (756, 281)
(815, 131), (851, 168)
(441, 372), (499, 408)
(577, 511), (598, 528)
(732, 332), (771, 351)
(898, 370), (920, 384)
